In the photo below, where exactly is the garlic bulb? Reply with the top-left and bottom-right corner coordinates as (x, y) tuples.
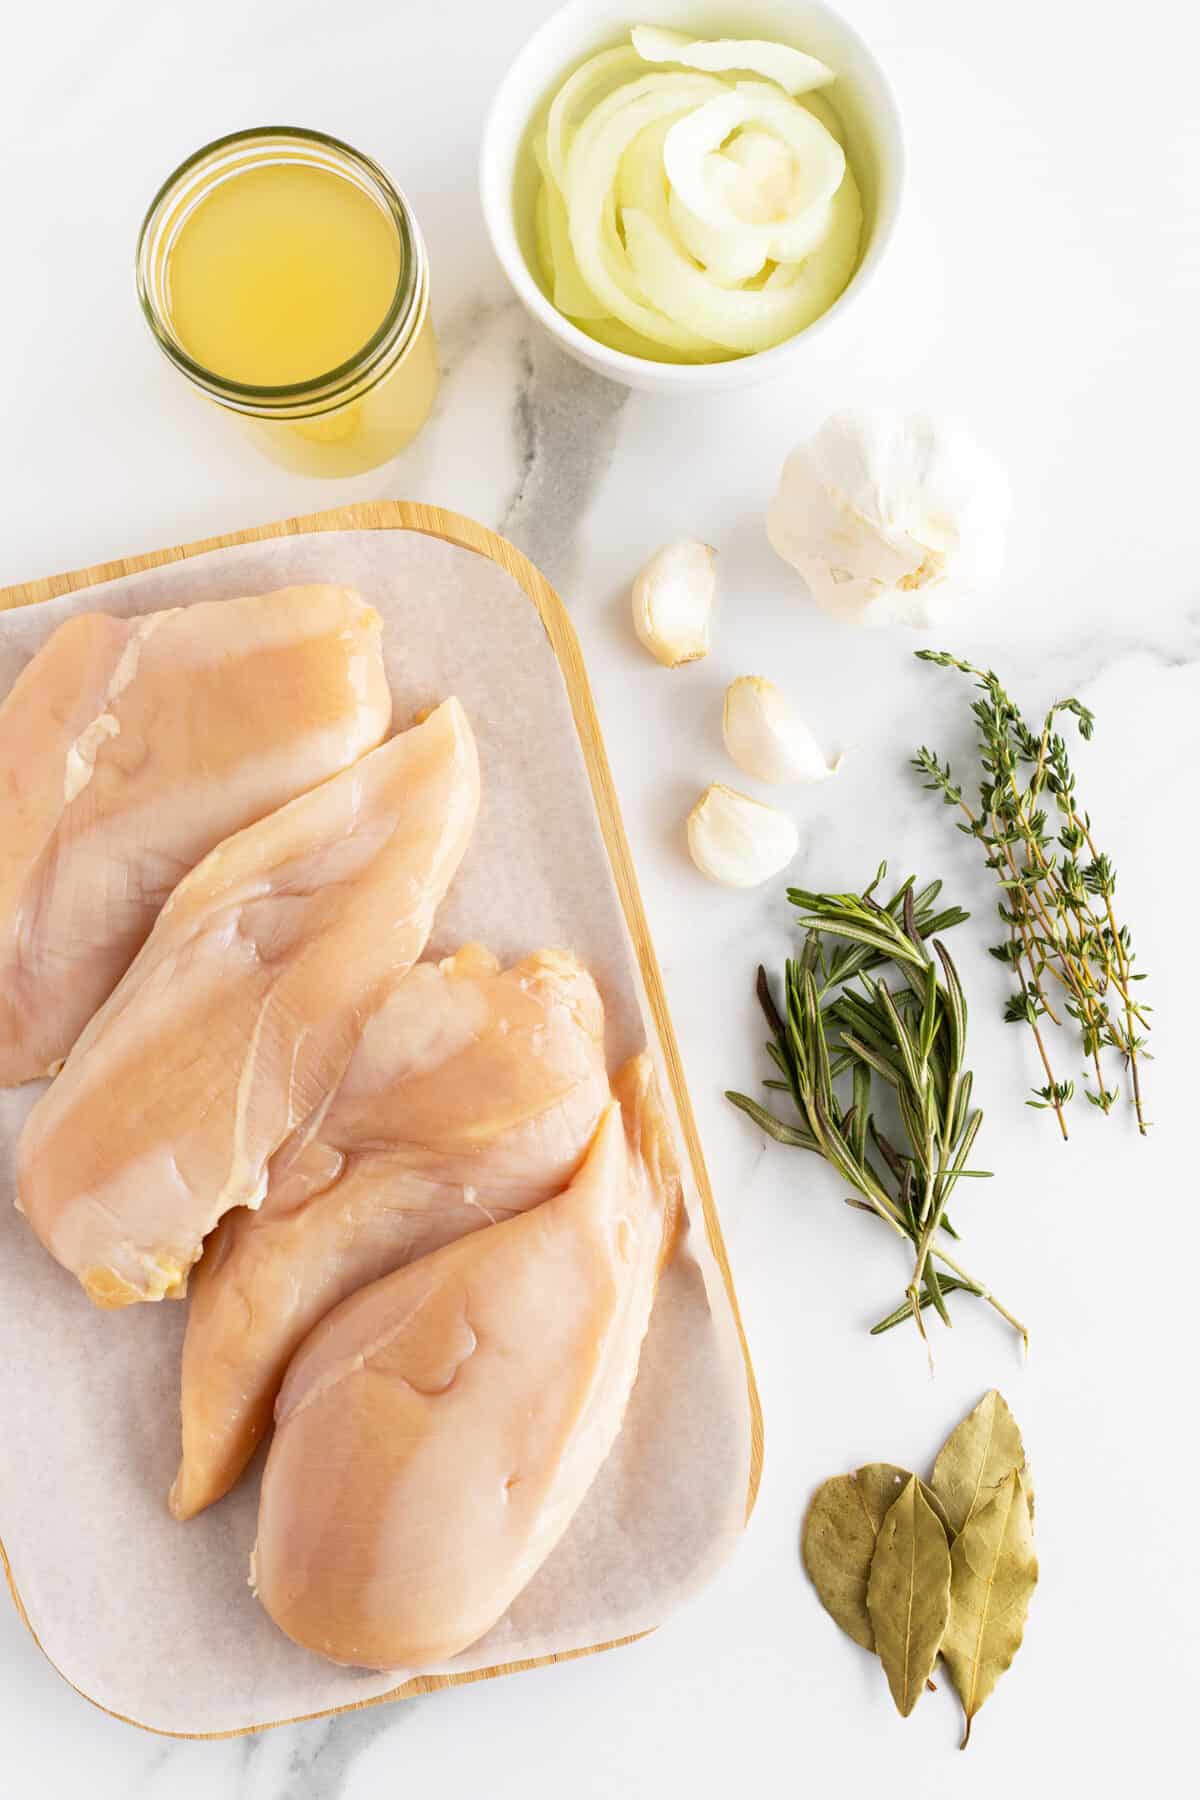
(687, 784), (799, 887)
(723, 676), (841, 785)
(631, 539), (716, 666)
(766, 410), (1010, 628)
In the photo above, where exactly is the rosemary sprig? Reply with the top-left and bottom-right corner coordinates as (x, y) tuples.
(727, 865), (1026, 1349)
(913, 651), (1151, 1137)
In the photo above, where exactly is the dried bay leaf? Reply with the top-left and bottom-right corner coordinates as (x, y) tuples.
(856, 1463), (952, 1538)
(941, 1469), (1038, 1747)
(802, 1463), (950, 1650)
(802, 1466), (899, 1650)
(865, 1476), (952, 1716)
(931, 1389), (1027, 1534)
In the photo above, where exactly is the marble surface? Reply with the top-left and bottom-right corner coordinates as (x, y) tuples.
(1, 0), (1197, 1794)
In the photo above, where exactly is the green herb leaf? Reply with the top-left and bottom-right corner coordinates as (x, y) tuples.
(914, 651), (1152, 1136)
(729, 869), (1024, 1349)
(724, 1091), (818, 1149)
(870, 1275), (983, 1334)
(791, 915), (911, 965)
(941, 1470), (1038, 1746)
(865, 1477), (953, 1716)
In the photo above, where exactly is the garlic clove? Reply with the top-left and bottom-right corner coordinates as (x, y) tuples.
(687, 783), (799, 887)
(631, 539), (717, 666)
(766, 409), (1010, 630)
(722, 675), (842, 785)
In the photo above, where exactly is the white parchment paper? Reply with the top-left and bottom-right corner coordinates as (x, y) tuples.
(0, 530), (752, 1736)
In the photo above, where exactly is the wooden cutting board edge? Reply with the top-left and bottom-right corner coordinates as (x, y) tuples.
(0, 498), (764, 1738)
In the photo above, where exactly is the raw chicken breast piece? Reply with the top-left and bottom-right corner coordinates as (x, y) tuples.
(171, 942), (609, 1520)
(17, 699), (480, 1308)
(253, 1054), (681, 1671)
(0, 586), (391, 1085)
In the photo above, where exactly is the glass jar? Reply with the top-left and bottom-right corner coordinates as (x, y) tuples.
(136, 127), (438, 477)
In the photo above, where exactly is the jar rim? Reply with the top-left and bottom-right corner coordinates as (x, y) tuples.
(135, 125), (424, 412)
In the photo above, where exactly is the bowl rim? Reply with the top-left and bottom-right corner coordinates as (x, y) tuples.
(479, 0), (907, 386)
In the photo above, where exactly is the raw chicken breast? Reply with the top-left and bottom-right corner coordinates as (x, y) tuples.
(17, 699), (480, 1309)
(171, 942), (609, 1521)
(0, 586), (391, 1086)
(253, 1054), (681, 1671)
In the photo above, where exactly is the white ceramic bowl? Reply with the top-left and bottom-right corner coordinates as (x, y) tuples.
(480, 0), (905, 394)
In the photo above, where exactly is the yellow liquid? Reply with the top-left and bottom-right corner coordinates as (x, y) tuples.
(169, 162), (401, 386)
(157, 154), (439, 475)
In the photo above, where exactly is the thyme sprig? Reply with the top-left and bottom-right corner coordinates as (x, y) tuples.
(913, 652), (1151, 1137)
(727, 866), (1026, 1349)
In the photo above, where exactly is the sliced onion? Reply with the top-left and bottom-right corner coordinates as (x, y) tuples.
(630, 24), (835, 95)
(617, 120), (751, 293)
(729, 84), (846, 213)
(531, 36), (859, 362)
(667, 187), (769, 284)
(621, 166), (863, 354)
(615, 116), (674, 231)
(566, 68), (723, 156)
(564, 79), (727, 351)
(582, 312), (729, 364)
(545, 46), (645, 187)
(534, 179), (554, 289)
(550, 195), (610, 318)
(660, 92), (764, 282)
(660, 89), (750, 213)
(763, 258), (802, 292)
(531, 132), (607, 318)
(796, 89), (847, 147)
(720, 129), (800, 218)
(550, 185), (610, 318)
(668, 131), (826, 284)
(662, 86), (844, 280)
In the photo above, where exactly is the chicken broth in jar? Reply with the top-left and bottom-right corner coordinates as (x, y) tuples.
(137, 128), (438, 476)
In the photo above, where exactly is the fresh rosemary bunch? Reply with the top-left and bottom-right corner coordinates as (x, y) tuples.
(727, 866), (1026, 1347)
(913, 651), (1151, 1138)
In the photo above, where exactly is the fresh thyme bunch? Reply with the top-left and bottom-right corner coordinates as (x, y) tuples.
(728, 866), (1025, 1347)
(913, 652), (1151, 1138)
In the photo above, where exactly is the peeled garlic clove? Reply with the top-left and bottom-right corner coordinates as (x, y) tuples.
(723, 676), (841, 785)
(687, 784), (799, 887)
(631, 539), (716, 666)
(766, 410), (1010, 629)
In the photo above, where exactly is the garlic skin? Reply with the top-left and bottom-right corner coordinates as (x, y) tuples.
(687, 784), (799, 887)
(723, 676), (841, 785)
(631, 540), (716, 666)
(766, 410), (1010, 629)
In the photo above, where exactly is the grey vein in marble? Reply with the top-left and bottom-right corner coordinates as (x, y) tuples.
(381, 297), (628, 605)
(239, 1700), (409, 1800)
(498, 331), (629, 596)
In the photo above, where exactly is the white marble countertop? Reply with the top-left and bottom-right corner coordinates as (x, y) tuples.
(2, 1), (1197, 1794)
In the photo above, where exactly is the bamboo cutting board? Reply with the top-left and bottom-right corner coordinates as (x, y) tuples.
(0, 501), (763, 1737)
